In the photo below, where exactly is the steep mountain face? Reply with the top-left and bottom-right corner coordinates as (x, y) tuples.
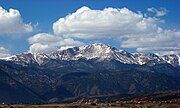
(4, 43), (180, 67)
(58, 70), (179, 97)
(0, 60), (54, 95)
(0, 68), (43, 104)
(0, 43), (179, 103)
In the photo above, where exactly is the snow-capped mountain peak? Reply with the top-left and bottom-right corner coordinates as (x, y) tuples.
(50, 43), (137, 64)
(162, 54), (180, 67)
(2, 43), (180, 67)
(4, 52), (50, 65)
(133, 52), (165, 65)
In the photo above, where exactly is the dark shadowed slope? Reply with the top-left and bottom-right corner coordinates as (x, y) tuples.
(0, 69), (43, 104)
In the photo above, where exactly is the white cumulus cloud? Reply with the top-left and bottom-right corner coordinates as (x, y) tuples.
(147, 7), (168, 17)
(0, 47), (11, 58)
(0, 6), (33, 35)
(28, 33), (57, 45)
(28, 33), (84, 53)
(52, 6), (179, 54)
(53, 6), (158, 39)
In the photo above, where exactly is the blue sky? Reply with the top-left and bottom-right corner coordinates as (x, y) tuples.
(0, 0), (179, 56)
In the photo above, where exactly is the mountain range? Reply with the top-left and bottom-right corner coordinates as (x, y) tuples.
(4, 43), (180, 67)
(0, 43), (179, 103)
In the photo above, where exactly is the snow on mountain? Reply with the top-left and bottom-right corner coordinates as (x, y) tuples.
(162, 54), (180, 67)
(1, 43), (180, 66)
(51, 43), (137, 64)
(133, 53), (166, 65)
(3, 53), (50, 65)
